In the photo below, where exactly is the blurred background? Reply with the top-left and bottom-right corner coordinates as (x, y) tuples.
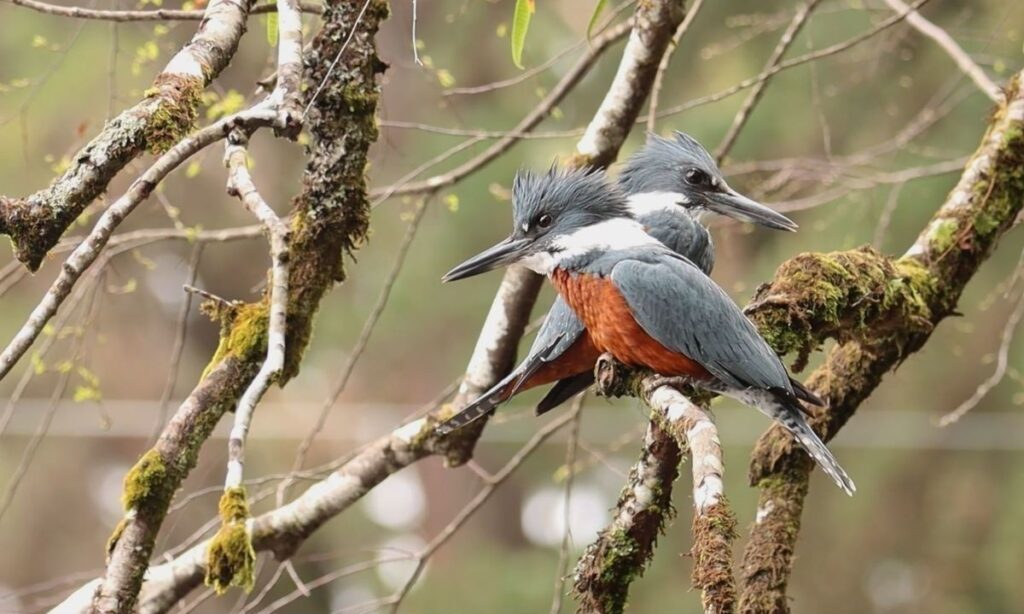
(2, 0), (1024, 612)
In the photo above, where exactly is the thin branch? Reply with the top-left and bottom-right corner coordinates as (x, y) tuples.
(9, 0), (323, 21)
(278, 198), (429, 504)
(369, 21), (633, 199)
(651, 0), (934, 122)
(576, 0), (687, 167)
(1, 0), (257, 269)
(549, 396), (584, 614)
(0, 107), (277, 386)
(647, 0), (705, 134)
(222, 134), (291, 491)
(880, 0), (1001, 103)
(151, 243), (204, 444)
(269, 0), (304, 136)
(715, 0), (822, 162)
(644, 385), (734, 614)
(937, 286), (1024, 426)
(572, 414), (682, 614)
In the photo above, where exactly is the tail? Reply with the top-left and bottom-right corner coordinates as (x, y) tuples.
(435, 376), (516, 435)
(536, 372), (594, 416)
(776, 398), (856, 496)
(790, 378), (825, 407)
(437, 332), (567, 436)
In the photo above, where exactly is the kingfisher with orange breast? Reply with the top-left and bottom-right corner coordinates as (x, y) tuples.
(440, 165), (854, 495)
(437, 132), (815, 433)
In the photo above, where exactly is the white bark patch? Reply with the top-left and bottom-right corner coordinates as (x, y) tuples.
(394, 418), (428, 444)
(755, 501), (775, 524)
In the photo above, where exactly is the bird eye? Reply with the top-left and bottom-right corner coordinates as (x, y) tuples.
(536, 213), (553, 229)
(685, 168), (709, 186)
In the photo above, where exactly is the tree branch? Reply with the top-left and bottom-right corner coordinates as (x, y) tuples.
(0, 108), (277, 387)
(1, 0), (256, 270)
(738, 71), (1024, 614)
(880, 0), (1001, 103)
(9, 0), (323, 21)
(49, 2), (692, 610)
(83, 1), (391, 612)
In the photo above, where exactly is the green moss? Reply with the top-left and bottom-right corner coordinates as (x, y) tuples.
(201, 302), (269, 380)
(105, 517), (127, 561)
(145, 75), (203, 155)
(121, 449), (169, 512)
(929, 218), (959, 253)
(205, 487), (256, 594)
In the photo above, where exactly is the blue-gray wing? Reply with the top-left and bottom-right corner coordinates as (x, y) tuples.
(609, 255), (792, 394)
(526, 297), (585, 359)
(641, 210), (715, 274)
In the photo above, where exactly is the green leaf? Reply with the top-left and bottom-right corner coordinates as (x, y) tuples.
(510, 0), (535, 69)
(266, 13), (279, 47)
(586, 0), (607, 39)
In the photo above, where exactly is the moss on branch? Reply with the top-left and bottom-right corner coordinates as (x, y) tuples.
(205, 487), (256, 594)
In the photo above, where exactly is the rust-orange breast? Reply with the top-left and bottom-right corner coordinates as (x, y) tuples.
(550, 269), (710, 379)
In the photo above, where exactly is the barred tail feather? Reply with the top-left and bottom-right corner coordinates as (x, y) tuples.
(435, 378), (515, 435)
(778, 405), (856, 496)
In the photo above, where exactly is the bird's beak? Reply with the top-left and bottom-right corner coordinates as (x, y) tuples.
(443, 236), (533, 282)
(704, 188), (797, 232)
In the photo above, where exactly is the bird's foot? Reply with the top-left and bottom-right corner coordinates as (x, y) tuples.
(594, 353), (635, 398)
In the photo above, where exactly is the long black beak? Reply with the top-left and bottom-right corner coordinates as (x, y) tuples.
(442, 236), (532, 282)
(705, 188), (797, 232)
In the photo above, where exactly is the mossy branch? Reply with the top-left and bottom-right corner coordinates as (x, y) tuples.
(738, 72), (1024, 614)
(0, 0), (253, 271)
(572, 419), (681, 614)
(205, 487), (256, 594)
(91, 3), (390, 613)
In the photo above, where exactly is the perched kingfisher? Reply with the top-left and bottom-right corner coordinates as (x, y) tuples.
(440, 167), (855, 495)
(437, 132), (805, 433)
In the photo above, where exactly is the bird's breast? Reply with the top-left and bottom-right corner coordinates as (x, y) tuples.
(549, 269), (710, 379)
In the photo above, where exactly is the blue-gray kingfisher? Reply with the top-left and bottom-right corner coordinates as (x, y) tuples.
(437, 132), (815, 433)
(440, 164), (854, 495)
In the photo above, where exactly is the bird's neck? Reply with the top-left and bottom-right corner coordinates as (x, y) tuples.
(626, 191), (690, 217)
(532, 218), (659, 276)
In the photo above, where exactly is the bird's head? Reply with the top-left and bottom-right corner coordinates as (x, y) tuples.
(443, 166), (654, 282)
(618, 131), (797, 231)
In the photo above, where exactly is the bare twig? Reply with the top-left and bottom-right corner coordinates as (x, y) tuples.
(938, 286), (1024, 426)
(222, 134), (291, 491)
(647, 0), (705, 134)
(9, 0), (323, 21)
(151, 244), (205, 443)
(549, 396), (584, 614)
(651, 0), (934, 122)
(881, 0), (1001, 103)
(715, 0), (822, 161)
(279, 198), (429, 504)
(1, 0), (257, 269)
(0, 107), (277, 386)
(370, 21), (632, 200)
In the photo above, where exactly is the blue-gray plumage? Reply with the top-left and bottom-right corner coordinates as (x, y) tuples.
(439, 164), (855, 495)
(438, 133), (806, 431)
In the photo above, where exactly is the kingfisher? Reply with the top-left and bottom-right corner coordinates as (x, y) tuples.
(437, 132), (809, 433)
(440, 167), (854, 494)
